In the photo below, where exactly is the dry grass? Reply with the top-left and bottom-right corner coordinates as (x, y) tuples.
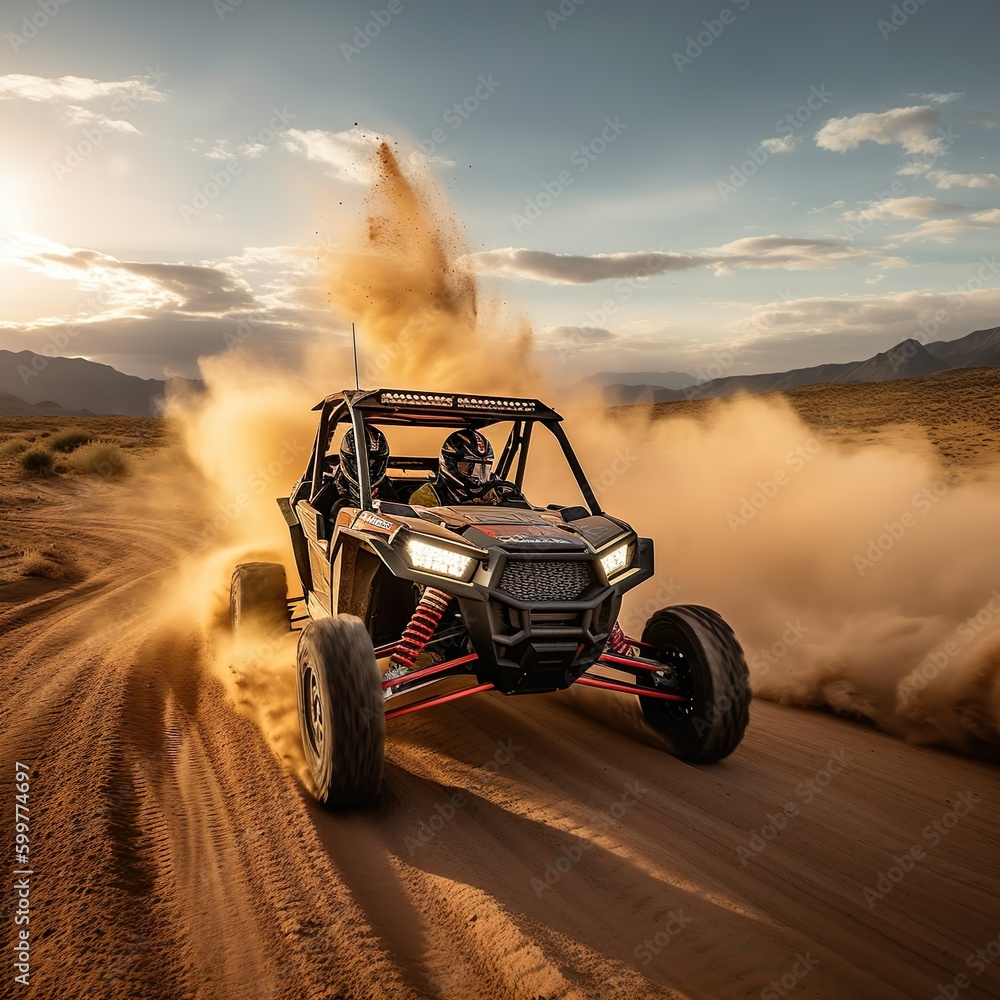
(0, 438), (29, 459)
(18, 547), (66, 580)
(20, 446), (54, 476)
(69, 441), (131, 478)
(50, 428), (96, 453)
(0, 416), (166, 455)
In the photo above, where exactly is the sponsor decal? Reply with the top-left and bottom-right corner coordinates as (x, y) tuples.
(358, 511), (394, 531)
(500, 533), (578, 545)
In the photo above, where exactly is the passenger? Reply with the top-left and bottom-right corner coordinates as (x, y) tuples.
(410, 429), (526, 506)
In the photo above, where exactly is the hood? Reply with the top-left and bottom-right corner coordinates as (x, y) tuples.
(427, 505), (625, 553)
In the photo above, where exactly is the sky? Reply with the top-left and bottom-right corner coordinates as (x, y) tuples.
(0, 0), (998, 385)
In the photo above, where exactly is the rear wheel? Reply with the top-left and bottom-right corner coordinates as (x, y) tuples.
(637, 604), (749, 763)
(296, 615), (385, 807)
(230, 562), (290, 636)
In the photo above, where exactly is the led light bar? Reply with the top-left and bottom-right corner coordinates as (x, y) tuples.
(380, 391), (453, 407)
(455, 396), (537, 412)
(378, 390), (539, 413)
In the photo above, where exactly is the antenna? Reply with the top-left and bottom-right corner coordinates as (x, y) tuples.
(352, 322), (360, 390)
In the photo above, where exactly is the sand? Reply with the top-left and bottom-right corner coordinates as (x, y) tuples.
(2, 373), (1000, 999)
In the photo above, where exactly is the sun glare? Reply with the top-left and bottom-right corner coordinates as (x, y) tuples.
(0, 170), (30, 229)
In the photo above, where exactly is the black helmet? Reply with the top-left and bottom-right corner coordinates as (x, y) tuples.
(440, 429), (495, 501)
(339, 425), (390, 491)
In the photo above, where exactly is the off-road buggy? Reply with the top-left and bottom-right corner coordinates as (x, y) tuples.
(230, 388), (750, 806)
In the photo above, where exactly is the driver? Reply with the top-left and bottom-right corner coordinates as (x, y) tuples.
(410, 429), (525, 506)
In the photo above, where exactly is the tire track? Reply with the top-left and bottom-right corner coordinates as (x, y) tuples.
(3, 476), (1000, 998)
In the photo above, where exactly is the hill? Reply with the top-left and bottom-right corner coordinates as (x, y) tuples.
(0, 390), (92, 417)
(593, 326), (1000, 404)
(0, 350), (199, 417)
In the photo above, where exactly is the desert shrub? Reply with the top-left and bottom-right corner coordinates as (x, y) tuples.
(50, 428), (95, 453)
(18, 548), (65, 580)
(20, 447), (54, 475)
(70, 441), (131, 479)
(0, 439), (29, 458)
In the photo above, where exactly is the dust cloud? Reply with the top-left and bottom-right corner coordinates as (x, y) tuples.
(154, 141), (539, 776)
(589, 397), (1000, 759)
(163, 140), (1000, 762)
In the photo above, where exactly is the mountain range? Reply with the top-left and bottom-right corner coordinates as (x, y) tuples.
(1, 326), (998, 417)
(0, 350), (199, 417)
(573, 326), (1000, 405)
(579, 370), (702, 390)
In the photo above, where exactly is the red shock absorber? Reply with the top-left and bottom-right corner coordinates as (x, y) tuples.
(389, 588), (452, 673)
(606, 620), (633, 655)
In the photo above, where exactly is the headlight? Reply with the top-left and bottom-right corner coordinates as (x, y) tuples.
(406, 538), (474, 579)
(600, 542), (631, 578)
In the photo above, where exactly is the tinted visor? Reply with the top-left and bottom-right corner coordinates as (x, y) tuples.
(456, 460), (491, 483)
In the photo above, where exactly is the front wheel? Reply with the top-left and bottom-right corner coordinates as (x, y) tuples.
(637, 605), (750, 763)
(296, 615), (385, 807)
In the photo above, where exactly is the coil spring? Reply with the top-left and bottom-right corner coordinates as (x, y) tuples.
(607, 620), (632, 655)
(389, 588), (452, 672)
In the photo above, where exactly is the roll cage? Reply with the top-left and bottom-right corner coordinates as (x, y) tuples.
(290, 387), (604, 514)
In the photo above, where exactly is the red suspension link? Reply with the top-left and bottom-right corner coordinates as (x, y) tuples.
(389, 588), (452, 672)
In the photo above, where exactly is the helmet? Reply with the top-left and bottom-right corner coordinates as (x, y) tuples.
(440, 429), (495, 501)
(339, 425), (390, 492)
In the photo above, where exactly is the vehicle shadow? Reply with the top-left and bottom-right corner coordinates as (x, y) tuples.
(305, 748), (779, 1000)
(306, 780), (442, 1000)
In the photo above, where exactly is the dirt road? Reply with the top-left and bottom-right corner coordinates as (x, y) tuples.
(2, 478), (999, 1000)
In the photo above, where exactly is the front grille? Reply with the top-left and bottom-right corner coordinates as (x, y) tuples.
(499, 560), (593, 602)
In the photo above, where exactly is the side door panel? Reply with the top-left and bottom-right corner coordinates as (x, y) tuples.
(296, 500), (333, 614)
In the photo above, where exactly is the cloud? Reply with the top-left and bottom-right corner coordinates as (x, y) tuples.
(928, 171), (1000, 189)
(463, 248), (705, 284)
(900, 209), (1000, 243)
(906, 92), (963, 105)
(705, 235), (878, 272)
(466, 237), (884, 285)
(186, 137), (276, 162)
(0, 74), (166, 105)
(186, 138), (236, 160)
(808, 200), (845, 215)
(116, 261), (256, 313)
(729, 285), (1000, 371)
(62, 105), (141, 134)
(0, 73), (167, 134)
(283, 126), (450, 182)
(543, 326), (615, 348)
(815, 106), (946, 156)
(895, 160), (936, 178)
(843, 196), (970, 222)
(969, 110), (999, 129)
(759, 135), (800, 154)
(543, 281), (1000, 384)
(0, 230), (257, 320)
(0, 232), (346, 378)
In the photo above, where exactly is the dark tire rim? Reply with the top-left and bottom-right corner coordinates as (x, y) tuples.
(645, 648), (695, 722)
(302, 661), (325, 756)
